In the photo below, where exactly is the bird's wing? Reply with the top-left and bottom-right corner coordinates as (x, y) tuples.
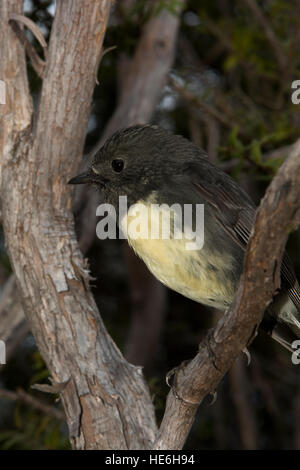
(193, 178), (255, 250)
(188, 162), (300, 312)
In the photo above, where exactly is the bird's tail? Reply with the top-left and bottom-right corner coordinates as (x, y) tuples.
(269, 322), (299, 353)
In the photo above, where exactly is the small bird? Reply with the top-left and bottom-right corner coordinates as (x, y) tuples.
(69, 125), (300, 353)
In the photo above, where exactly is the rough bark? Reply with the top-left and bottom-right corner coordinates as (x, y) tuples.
(0, 0), (156, 450)
(75, 2), (185, 367)
(76, 2), (185, 251)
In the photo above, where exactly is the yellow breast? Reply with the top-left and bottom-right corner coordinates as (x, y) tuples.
(120, 201), (235, 309)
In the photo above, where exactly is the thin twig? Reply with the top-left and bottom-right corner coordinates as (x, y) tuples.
(241, 0), (287, 70)
(170, 75), (248, 138)
(9, 13), (47, 50)
(0, 388), (65, 421)
(9, 14), (47, 78)
(95, 45), (117, 85)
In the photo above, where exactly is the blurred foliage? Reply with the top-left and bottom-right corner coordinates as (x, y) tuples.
(0, 346), (69, 449)
(1, 0), (300, 450)
(0, 409), (69, 450)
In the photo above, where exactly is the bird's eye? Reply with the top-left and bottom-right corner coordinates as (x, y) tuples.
(111, 159), (124, 173)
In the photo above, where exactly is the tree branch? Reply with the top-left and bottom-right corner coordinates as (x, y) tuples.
(75, 2), (185, 251)
(169, 75), (248, 139)
(0, 387), (65, 421)
(1, 0), (299, 451)
(0, 0), (33, 140)
(0, 0), (157, 449)
(74, 2), (185, 368)
(241, 0), (287, 70)
(9, 15), (47, 79)
(153, 140), (300, 450)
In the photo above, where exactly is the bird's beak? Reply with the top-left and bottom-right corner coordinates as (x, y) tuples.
(68, 171), (93, 185)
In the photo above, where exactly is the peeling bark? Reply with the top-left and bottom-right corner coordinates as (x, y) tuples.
(0, 0), (156, 450)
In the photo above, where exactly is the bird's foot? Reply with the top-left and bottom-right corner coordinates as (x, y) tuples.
(166, 360), (201, 406)
(166, 359), (190, 389)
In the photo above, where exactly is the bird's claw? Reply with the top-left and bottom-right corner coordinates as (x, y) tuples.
(165, 360), (201, 406)
(208, 390), (218, 406)
(166, 366), (177, 388)
(166, 360), (191, 389)
(242, 347), (251, 366)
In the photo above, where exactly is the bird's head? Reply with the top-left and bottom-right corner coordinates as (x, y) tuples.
(68, 125), (202, 206)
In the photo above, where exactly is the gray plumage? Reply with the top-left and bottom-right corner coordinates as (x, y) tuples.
(69, 124), (300, 352)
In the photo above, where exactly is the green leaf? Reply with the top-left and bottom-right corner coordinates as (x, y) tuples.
(223, 55), (238, 71)
(249, 140), (262, 164)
